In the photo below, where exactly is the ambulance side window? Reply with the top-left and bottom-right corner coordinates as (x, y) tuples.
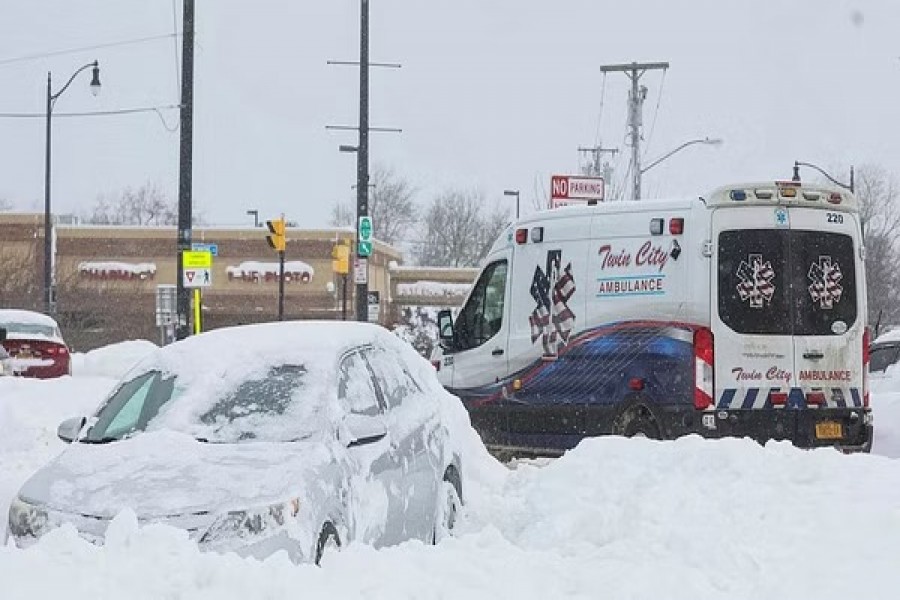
(455, 260), (508, 350)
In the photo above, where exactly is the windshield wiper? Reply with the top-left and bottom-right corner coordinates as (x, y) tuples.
(80, 436), (121, 444)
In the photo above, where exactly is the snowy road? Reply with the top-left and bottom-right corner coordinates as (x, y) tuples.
(2, 356), (900, 599)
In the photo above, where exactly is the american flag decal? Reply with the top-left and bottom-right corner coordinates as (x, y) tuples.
(736, 254), (776, 309)
(529, 250), (577, 358)
(808, 256), (843, 310)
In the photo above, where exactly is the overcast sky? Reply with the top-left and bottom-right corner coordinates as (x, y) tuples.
(1, 0), (898, 227)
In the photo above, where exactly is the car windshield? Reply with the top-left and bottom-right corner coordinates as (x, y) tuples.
(83, 364), (332, 444)
(0, 322), (60, 338)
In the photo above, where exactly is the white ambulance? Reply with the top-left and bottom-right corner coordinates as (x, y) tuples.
(434, 181), (873, 456)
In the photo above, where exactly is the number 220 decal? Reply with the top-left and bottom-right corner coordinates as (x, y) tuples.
(826, 212), (844, 224)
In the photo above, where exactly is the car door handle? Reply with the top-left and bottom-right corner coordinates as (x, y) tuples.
(492, 348), (504, 356)
(803, 351), (825, 360)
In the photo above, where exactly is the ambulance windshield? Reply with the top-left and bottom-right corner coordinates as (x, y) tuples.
(717, 229), (857, 336)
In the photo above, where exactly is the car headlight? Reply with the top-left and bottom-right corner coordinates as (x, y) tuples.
(8, 497), (49, 539)
(199, 499), (300, 545)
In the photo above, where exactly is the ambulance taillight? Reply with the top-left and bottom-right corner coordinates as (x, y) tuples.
(693, 327), (715, 410)
(863, 327), (871, 408)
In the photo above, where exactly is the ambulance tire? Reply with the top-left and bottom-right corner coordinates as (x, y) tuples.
(623, 414), (661, 440)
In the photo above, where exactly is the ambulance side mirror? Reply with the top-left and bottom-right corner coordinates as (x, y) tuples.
(438, 309), (455, 348)
(0, 327), (6, 343)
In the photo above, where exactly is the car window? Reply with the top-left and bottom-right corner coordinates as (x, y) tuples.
(338, 350), (382, 416)
(198, 365), (309, 441)
(455, 260), (508, 350)
(790, 231), (857, 336)
(86, 371), (175, 441)
(870, 345), (900, 373)
(364, 347), (422, 410)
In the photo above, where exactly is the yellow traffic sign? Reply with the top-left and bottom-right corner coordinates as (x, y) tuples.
(183, 250), (212, 269)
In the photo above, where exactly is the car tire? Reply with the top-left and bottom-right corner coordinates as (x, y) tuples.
(433, 468), (463, 544)
(314, 521), (340, 566)
(623, 414), (661, 439)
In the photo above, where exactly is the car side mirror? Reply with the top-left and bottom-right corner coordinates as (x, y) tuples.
(0, 327), (6, 343)
(57, 416), (86, 443)
(339, 413), (387, 448)
(437, 309), (455, 347)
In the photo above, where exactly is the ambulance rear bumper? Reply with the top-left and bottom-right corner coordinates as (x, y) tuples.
(689, 408), (873, 453)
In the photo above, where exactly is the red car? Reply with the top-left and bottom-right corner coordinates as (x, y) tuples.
(0, 309), (71, 378)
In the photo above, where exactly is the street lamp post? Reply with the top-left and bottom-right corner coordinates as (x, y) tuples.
(44, 61), (101, 315)
(504, 189), (520, 219)
(792, 161), (855, 194)
(246, 209), (259, 227)
(636, 137), (722, 200)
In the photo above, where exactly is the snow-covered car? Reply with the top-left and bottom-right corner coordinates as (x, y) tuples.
(0, 309), (71, 378)
(6, 321), (463, 564)
(870, 329), (900, 375)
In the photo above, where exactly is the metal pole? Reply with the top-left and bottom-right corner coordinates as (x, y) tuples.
(176, 0), (195, 339)
(278, 250), (285, 321)
(43, 72), (53, 314)
(342, 273), (348, 320)
(355, 0), (370, 322)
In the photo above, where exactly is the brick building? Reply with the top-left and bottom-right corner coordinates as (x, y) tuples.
(0, 213), (402, 350)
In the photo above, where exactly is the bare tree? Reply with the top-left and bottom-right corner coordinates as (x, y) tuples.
(85, 181), (203, 226)
(329, 165), (417, 246)
(855, 165), (900, 332)
(413, 189), (510, 267)
(0, 198), (12, 211)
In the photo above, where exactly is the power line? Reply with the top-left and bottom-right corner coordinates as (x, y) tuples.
(0, 104), (181, 118)
(0, 33), (180, 67)
(642, 68), (667, 160)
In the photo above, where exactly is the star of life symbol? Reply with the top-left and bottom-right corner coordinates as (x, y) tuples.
(808, 256), (843, 309)
(529, 250), (576, 358)
(736, 254), (776, 309)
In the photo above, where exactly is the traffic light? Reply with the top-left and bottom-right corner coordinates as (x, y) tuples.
(266, 218), (286, 253)
(332, 243), (350, 275)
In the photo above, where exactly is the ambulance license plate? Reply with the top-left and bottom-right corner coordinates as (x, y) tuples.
(815, 421), (843, 440)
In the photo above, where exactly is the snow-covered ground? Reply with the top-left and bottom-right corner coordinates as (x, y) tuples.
(1, 343), (900, 598)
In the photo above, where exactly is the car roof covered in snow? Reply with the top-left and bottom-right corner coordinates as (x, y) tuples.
(0, 309), (59, 328)
(128, 320), (403, 385)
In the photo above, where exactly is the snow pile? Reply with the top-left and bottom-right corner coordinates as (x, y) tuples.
(70, 340), (157, 380)
(0, 376), (116, 540)
(226, 261), (314, 283)
(869, 365), (900, 458)
(77, 261), (157, 280)
(395, 281), (471, 298)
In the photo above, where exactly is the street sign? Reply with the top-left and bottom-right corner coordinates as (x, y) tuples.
(367, 291), (380, 323)
(191, 242), (218, 257)
(182, 250), (213, 269)
(358, 216), (373, 257)
(354, 257), (368, 284)
(184, 267), (212, 288)
(550, 175), (605, 208)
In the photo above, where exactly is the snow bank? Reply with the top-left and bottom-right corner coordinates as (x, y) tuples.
(395, 281), (471, 297)
(869, 365), (900, 458)
(70, 340), (157, 380)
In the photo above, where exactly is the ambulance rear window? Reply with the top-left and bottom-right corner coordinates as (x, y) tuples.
(718, 230), (790, 335)
(790, 231), (857, 336)
(717, 229), (857, 336)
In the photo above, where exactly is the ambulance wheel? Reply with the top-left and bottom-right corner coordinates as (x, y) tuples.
(624, 415), (661, 439)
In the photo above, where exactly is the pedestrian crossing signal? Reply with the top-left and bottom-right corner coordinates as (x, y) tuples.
(266, 218), (286, 253)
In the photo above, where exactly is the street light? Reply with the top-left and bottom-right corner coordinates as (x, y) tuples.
(634, 137), (722, 201)
(339, 144), (359, 153)
(504, 189), (520, 219)
(44, 60), (101, 315)
(792, 161), (854, 194)
(246, 209), (259, 227)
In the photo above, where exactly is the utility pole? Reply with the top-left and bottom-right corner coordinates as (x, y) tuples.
(599, 62), (669, 201)
(327, 0), (400, 322)
(175, 0), (195, 339)
(578, 144), (618, 198)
